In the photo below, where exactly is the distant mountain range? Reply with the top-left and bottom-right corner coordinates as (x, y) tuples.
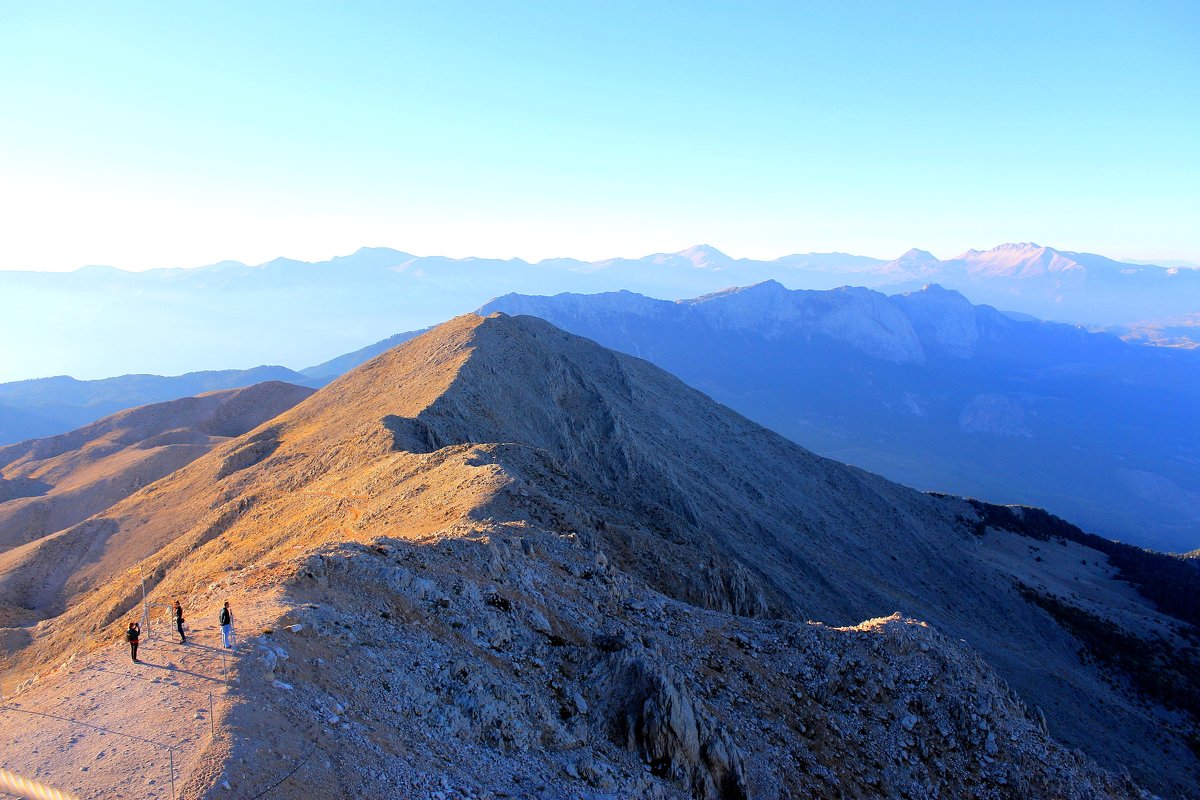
(4, 272), (1197, 552)
(2, 242), (1197, 382)
(477, 283), (1200, 553)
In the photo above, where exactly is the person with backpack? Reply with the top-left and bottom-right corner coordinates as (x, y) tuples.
(125, 620), (141, 663)
(219, 601), (235, 649)
(174, 600), (186, 644)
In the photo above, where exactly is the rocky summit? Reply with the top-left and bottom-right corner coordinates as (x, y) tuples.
(0, 313), (1196, 799)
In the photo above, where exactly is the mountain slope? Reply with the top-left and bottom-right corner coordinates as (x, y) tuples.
(0, 381), (314, 558)
(0, 314), (1195, 798)
(480, 283), (1200, 552)
(0, 366), (313, 445)
(300, 329), (427, 382)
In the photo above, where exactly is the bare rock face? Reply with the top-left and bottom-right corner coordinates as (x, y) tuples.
(592, 644), (749, 799)
(187, 527), (1147, 800)
(692, 560), (770, 618)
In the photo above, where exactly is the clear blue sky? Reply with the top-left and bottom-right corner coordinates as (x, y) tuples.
(1, 0), (1197, 270)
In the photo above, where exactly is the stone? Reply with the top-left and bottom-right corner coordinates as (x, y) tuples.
(529, 609), (552, 636)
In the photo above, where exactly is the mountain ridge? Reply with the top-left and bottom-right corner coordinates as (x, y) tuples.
(11, 241), (1197, 277)
(1, 313), (1196, 797)
(5, 278), (1194, 551)
(480, 285), (1200, 553)
(0, 381), (314, 560)
(0, 366), (315, 445)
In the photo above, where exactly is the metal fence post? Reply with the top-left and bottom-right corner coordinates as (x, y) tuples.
(140, 570), (150, 639)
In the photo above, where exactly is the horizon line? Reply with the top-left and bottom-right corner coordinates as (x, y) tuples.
(3, 241), (1198, 275)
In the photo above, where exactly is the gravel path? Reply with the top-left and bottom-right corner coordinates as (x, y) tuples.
(1, 617), (233, 799)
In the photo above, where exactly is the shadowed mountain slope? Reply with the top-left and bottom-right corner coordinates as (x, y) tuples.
(480, 282), (1200, 552)
(0, 314), (1195, 798)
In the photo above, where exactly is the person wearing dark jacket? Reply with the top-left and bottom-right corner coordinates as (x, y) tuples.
(174, 600), (186, 643)
(125, 621), (141, 663)
(219, 601), (235, 649)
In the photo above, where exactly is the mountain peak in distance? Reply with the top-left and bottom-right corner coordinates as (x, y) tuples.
(649, 243), (735, 269)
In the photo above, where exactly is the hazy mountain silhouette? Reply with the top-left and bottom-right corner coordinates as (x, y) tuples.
(480, 283), (1200, 553)
(1108, 312), (1200, 349)
(1, 314), (1196, 797)
(757, 242), (1200, 334)
(3, 242), (1195, 382)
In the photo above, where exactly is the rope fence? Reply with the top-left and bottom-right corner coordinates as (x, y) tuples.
(1, 584), (237, 800)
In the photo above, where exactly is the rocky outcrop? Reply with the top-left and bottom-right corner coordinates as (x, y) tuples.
(591, 644), (749, 799)
(215, 425), (282, 479)
(195, 525), (1148, 800)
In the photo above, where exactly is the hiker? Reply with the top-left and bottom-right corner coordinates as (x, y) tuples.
(125, 620), (141, 663)
(219, 600), (235, 649)
(174, 600), (186, 643)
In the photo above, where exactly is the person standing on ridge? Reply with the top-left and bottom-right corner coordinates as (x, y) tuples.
(219, 600), (235, 649)
(125, 620), (141, 663)
(174, 600), (186, 644)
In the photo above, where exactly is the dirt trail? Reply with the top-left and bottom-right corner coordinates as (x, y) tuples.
(0, 486), (376, 798)
(0, 617), (234, 800)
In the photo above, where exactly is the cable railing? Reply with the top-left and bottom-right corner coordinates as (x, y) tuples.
(1, 600), (236, 800)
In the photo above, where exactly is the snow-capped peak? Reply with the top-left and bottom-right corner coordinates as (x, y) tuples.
(647, 244), (735, 270)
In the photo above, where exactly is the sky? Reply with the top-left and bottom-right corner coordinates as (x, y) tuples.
(0, 0), (1197, 271)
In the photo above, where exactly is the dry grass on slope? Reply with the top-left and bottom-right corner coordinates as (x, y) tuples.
(0, 382), (313, 553)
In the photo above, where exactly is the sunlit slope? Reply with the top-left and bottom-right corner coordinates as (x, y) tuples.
(0, 381), (313, 554)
